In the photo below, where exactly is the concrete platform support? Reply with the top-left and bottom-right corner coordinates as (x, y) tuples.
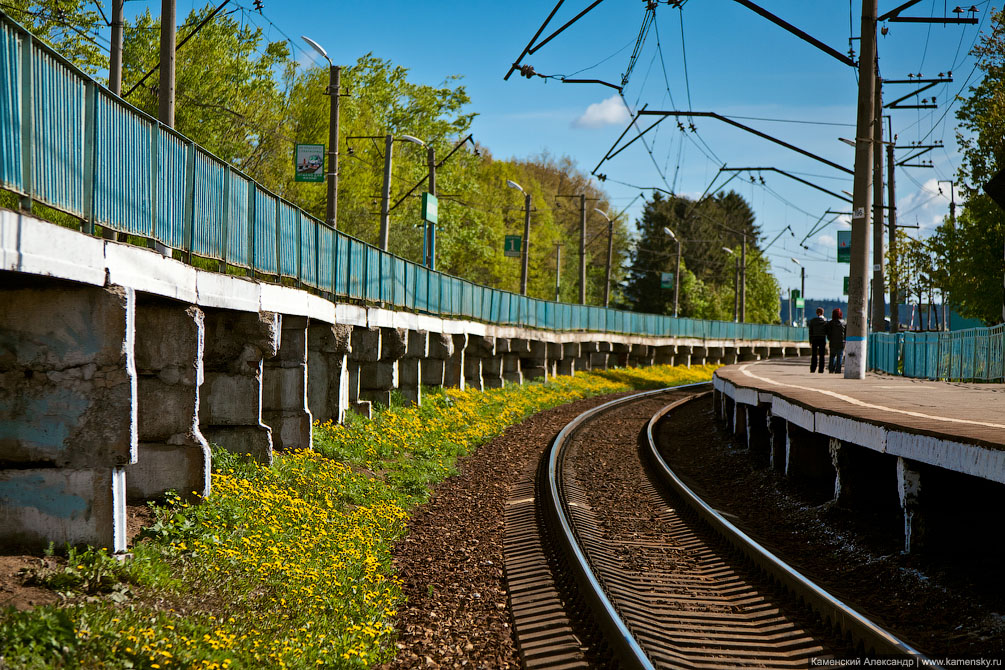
(629, 344), (653, 367)
(722, 347), (739, 365)
(745, 404), (770, 462)
(0, 280), (135, 552)
(263, 316), (312, 451)
(654, 346), (674, 366)
(611, 342), (629, 368)
(398, 330), (427, 404)
(422, 333), (453, 388)
(521, 340), (548, 382)
(505, 339), (529, 384)
(201, 310), (278, 463)
(503, 353), (524, 385)
(704, 346), (724, 365)
(738, 346), (760, 362)
(558, 343), (579, 376)
(348, 327), (380, 418)
(691, 346), (707, 366)
(732, 401), (747, 444)
(897, 457), (925, 553)
(768, 415), (787, 472)
(677, 345), (693, 368)
(444, 334), (467, 389)
(358, 327), (405, 407)
(785, 422), (836, 502)
(547, 342), (563, 378)
(129, 299), (210, 502)
(829, 439), (899, 511)
(464, 335), (493, 391)
(307, 322), (351, 425)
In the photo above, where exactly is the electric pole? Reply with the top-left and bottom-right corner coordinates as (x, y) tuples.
(109, 0), (124, 95)
(554, 243), (562, 301)
(888, 142), (899, 333)
(425, 144), (435, 268)
(327, 65), (341, 230)
(938, 179), (956, 330)
(379, 134), (393, 251)
(579, 195), (586, 304)
(521, 192), (531, 296)
(740, 236), (747, 322)
(845, 0), (878, 379)
(557, 193), (594, 304)
(159, 0), (176, 127)
(872, 75), (887, 332)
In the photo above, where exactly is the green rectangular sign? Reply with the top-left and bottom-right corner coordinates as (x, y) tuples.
(295, 144), (325, 183)
(422, 192), (438, 224)
(795, 297), (805, 309)
(660, 272), (674, 289)
(843, 276), (849, 294)
(504, 235), (522, 258)
(837, 230), (851, 263)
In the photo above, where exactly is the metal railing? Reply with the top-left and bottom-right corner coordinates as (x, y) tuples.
(868, 325), (1005, 382)
(0, 12), (806, 342)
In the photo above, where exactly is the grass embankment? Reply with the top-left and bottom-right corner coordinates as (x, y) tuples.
(0, 364), (716, 669)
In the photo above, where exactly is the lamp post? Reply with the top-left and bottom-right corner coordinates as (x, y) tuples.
(507, 180), (532, 296)
(594, 208), (614, 308)
(301, 35), (341, 230)
(791, 257), (805, 325)
(724, 247), (739, 322)
(663, 227), (682, 317)
(400, 135), (436, 269)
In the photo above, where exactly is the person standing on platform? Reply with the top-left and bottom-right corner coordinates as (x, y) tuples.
(808, 307), (828, 373)
(826, 308), (846, 373)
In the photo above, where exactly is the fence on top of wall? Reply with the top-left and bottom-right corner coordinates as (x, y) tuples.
(0, 12), (806, 343)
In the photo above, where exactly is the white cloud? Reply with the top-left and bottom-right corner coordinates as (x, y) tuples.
(572, 95), (630, 129)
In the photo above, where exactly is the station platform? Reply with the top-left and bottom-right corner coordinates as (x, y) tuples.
(712, 358), (1005, 552)
(715, 358), (1005, 450)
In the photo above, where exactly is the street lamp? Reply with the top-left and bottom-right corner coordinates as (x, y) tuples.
(399, 135), (438, 269)
(594, 208), (613, 308)
(791, 257), (805, 325)
(724, 247), (739, 322)
(663, 226), (682, 318)
(301, 35), (341, 230)
(507, 180), (531, 296)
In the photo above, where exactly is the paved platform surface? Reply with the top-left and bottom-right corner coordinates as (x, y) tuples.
(716, 358), (1005, 450)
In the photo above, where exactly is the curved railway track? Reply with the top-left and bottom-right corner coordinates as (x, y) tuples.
(504, 384), (935, 670)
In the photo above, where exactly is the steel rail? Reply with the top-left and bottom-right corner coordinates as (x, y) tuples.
(644, 395), (940, 666)
(541, 382), (710, 670)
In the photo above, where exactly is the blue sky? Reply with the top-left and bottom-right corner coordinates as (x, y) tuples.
(122, 0), (992, 301)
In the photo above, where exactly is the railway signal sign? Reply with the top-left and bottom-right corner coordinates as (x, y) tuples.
(504, 235), (522, 258)
(660, 272), (674, 289)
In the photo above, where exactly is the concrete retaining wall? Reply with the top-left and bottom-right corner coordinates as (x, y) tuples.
(0, 213), (808, 552)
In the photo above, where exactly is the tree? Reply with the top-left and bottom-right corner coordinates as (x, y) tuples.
(122, 6), (292, 175)
(951, 8), (1005, 324)
(621, 191), (778, 323)
(2, 0), (106, 74)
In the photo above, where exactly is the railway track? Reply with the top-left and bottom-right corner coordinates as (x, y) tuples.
(504, 385), (935, 670)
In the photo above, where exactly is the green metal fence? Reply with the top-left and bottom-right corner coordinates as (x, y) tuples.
(868, 326), (1005, 382)
(0, 12), (806, 342)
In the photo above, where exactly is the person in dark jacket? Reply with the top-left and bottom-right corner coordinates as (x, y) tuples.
(826, 308), (846, 373)
(807, 307), (827, 373)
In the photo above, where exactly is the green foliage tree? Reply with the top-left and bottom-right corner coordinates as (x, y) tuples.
(2, 0), (106, 74)
(950, 7), (1005, 324)
(621, 191), (779, 323)
(122, 6), (292, 175)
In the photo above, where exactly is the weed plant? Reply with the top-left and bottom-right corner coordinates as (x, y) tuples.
(0, 364), (716, 668)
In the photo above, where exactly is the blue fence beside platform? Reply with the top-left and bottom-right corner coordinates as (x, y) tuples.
(868, 326), (1005, 382)
(0, 12), (807, 343)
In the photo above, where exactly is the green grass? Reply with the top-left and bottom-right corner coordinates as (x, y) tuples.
(0, 364), (716, 669)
